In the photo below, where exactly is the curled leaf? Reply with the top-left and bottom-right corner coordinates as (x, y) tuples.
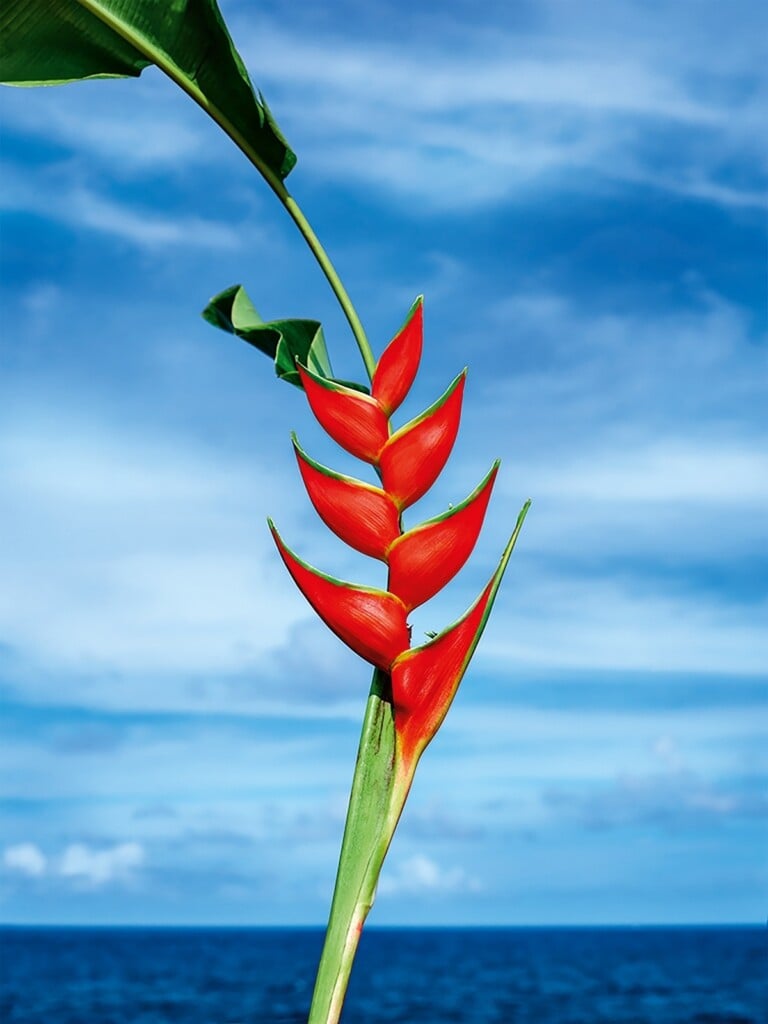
(202, 285), (369, 393)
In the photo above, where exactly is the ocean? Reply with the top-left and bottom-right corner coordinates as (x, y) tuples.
(1, 926), (765, 1023)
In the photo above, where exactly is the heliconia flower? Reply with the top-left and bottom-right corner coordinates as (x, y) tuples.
(270, 298), (527, 778)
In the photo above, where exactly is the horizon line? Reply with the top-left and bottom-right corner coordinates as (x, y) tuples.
(1, 921), (762, 930)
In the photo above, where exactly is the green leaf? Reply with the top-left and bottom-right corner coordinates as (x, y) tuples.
(0, 0), (296, 181)
(203, 284), (369, 393)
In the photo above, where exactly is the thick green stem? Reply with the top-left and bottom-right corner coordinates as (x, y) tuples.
(307, 671), (413, 1023)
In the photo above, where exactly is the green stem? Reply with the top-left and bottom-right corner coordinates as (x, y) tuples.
(307, 671), (412, 1023)
(74, 0), (377, 383)
(281, 193), (376, 382)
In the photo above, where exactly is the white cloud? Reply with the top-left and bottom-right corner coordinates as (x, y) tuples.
(3, 843), (47, 877)
(469, 286), (768, 563)
(457, 286), (768, 682)
(0, 410), (303, 678)
(0, 720), (357, 805)
(234, 14), (766, 210)
(543, 761), (768, 830)
(436, 705), (767, 782)
(480, 577), (768, 676)
(489, 436), (768, 569)
(652, 735), (685, 773)
(0, 163), (241, 250)
(59, 842), (144, 886)
(2, 840), (145, 886)
(483, 287), (765, 433)
(252, 32), (720, 123)
(521, 441), (768, 506)
(379, 854), (481, 895)
(1, 75), (207, 171)
(64, 188), (240, 249)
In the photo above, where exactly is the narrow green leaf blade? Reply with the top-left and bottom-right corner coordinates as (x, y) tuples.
(0, 0), (296, 180)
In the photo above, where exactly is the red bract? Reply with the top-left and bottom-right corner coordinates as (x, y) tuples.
(271, 300), (524, 774)
(269, 521), (409, 670)
(379, 371), (466, 510)
(371, 297), (423, 416)
(387, 462), (498, 611)
(292, 436), (399, 560)
(391, 540), (512, 772)
(297, 364), (389, 463)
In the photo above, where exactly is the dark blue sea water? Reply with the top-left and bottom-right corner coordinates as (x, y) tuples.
(0, 926), (765, 1023)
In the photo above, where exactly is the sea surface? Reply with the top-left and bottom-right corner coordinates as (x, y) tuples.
(1, 926), (765, 1023)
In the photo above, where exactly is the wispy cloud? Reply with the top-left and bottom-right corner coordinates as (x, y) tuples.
(3, 840), (144, 887)
(379, 854), (481, 895)
(0, 409), (301, 679)
(543, 734), (768, 830)
(3, 842), (47, 878)
(59, 842), (144, 887)
(236, 7), (766, 210)
(479, 579), (768, 675)
(426, 704), (767, 796)
(1, 74), (207, 172)
(481, 287), (766, 438)
(519, 441), (768, 506)
(0, 163), (241, 250)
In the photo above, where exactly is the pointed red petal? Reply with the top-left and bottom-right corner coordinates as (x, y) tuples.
(293, 436), (400, 561)
(387, 463), (499, 610)
(297, 363), (389, 463)
(390, 501), (530, 770)
(379, 370), (466, 510)
(371, 297), (423, 417)
(269, 521), (410, 671)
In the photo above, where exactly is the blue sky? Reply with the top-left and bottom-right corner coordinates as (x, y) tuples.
(0, 0), (766, 926)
